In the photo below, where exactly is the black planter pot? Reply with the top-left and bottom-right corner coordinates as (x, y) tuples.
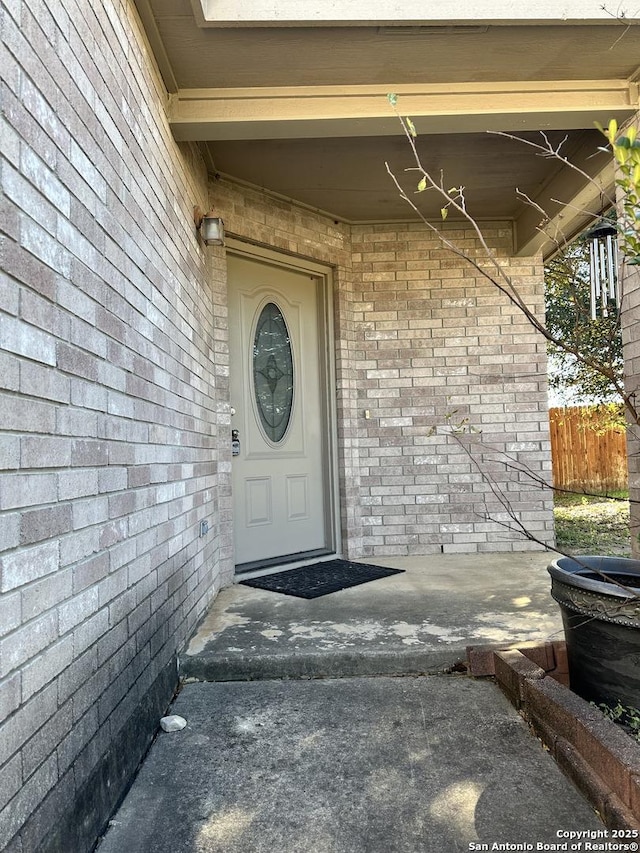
(547, 555), (640, 709)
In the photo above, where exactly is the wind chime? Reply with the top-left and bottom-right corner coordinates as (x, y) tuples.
(588, 221), (619, 319)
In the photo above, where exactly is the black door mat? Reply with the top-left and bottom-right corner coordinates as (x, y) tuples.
(239, 559), (404, 599)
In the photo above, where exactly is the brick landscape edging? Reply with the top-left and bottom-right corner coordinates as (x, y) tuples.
(467, 642), (640, 830)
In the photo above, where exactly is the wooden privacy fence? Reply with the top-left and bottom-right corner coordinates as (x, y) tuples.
(549, 406), (628, 493)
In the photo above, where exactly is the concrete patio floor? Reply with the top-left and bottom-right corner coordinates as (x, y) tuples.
(96, 552), (608, 853)
(180, 552), (565, 681)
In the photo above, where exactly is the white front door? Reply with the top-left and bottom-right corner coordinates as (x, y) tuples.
(228, 251), (334, 570)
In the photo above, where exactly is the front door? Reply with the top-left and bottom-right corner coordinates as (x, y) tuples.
(228, 250), (334, 571)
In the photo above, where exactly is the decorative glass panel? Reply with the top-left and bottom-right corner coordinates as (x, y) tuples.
(253, 302), (294, 442)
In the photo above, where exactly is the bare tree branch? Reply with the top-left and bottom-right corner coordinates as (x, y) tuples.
(386, 110), (640, 426)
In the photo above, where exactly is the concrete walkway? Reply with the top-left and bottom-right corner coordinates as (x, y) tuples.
(97, 553), (605, 852)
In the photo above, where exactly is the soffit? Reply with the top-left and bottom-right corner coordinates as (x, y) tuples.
(206, 130), (607, 223)
(150, 17), (640, 89)
(135, 0), (640, 252)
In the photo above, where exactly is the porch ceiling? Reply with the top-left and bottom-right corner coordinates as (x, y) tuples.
(135, 0), (640, 254)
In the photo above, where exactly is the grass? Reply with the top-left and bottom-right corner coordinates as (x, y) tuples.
(553, 490), (631, 556)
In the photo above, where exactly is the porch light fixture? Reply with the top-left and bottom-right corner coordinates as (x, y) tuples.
(194, 206), (225, 246)
(587, 220), (618, 319)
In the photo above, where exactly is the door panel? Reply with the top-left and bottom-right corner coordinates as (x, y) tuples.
(228, 253), (330, 568)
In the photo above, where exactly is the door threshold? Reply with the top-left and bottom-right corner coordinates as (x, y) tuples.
(234, 550), (337, 581)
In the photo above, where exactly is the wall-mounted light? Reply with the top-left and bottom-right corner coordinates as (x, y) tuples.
(194, 206), (225, 246)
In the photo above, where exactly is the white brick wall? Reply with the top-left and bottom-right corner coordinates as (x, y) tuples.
(623, 262), (640, 557)
(351, 222), (553, 555)
(619, 113), (640, 557)
(0, 1), (231, 849)
(212, 184), (555, 558)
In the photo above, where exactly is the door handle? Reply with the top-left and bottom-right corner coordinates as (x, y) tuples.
(231, 429), (241, 457)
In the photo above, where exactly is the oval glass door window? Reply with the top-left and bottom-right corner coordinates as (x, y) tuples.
(253, 302), (294, 442)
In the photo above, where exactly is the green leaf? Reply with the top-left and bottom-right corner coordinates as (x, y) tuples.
(406, 117), (417, 137)
(544, 229), (624, 404)
(387, 93), (398, 106)
(417, 177), (427, 192)
(441, 207), (448, 220)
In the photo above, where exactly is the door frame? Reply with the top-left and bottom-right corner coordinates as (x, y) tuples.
(226, 238), (341, 572)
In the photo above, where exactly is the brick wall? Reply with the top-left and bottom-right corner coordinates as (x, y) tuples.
(623, 263), (640, 557)
(0, 2), (231, 850)
(212, 182), (554, 556)
(350, 221), (554, 554)
(620, 112), (640, 558)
